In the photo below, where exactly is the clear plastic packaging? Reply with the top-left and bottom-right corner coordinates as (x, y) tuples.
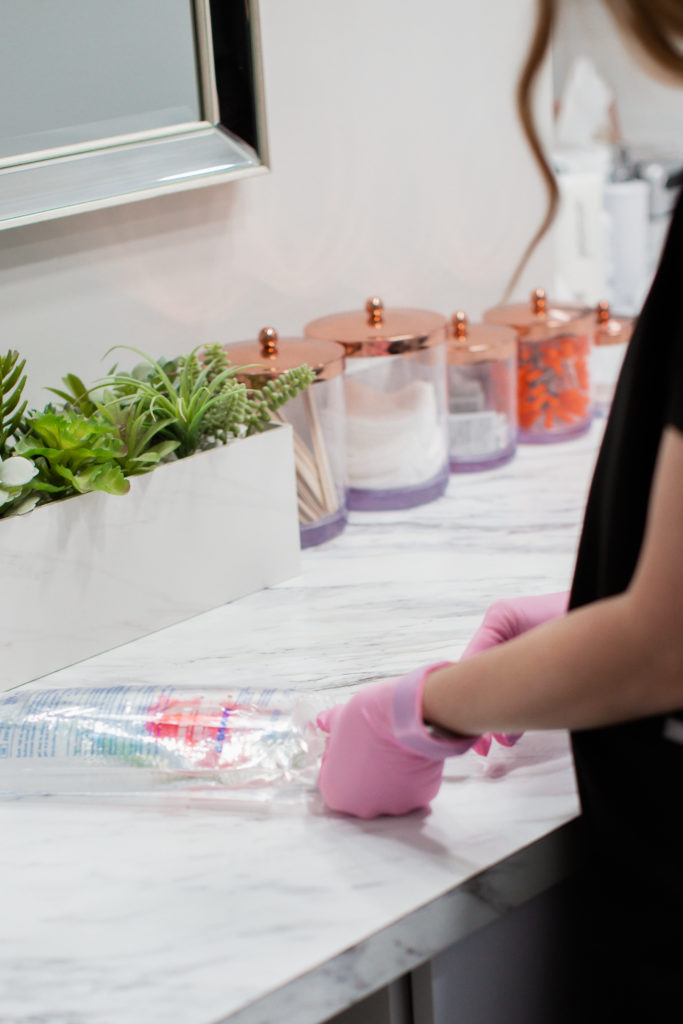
(0, 685), (327, 802)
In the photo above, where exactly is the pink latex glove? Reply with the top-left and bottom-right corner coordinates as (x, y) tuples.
(317, 663), (477, 819)
(463, 592), (569, 756)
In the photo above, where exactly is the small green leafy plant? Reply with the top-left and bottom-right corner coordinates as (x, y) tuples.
(199, 342), (315, 441)
(47, 372), (181, 476)
(15, 410), (129, 499)
(99, 345), (244, 459)
(0, 342), (314, 520)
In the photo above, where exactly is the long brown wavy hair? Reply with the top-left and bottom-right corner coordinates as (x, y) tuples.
(509, 0), (683, 297)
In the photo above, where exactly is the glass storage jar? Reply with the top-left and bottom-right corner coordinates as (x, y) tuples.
(225, 328), (347, 548)
(592, 301), (634, 416)
(304, 297), (449, 510)
(447, 312), (518, 471)
(484, 288), (594, 442)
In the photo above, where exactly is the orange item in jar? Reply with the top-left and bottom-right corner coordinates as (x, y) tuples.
(483, 289), (594, 441)
(518, 333), (590, 432)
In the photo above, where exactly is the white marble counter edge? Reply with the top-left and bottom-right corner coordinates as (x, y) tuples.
(219, 820), (582, 1024)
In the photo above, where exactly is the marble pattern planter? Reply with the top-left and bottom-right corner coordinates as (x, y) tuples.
(0, 424), (300, 691)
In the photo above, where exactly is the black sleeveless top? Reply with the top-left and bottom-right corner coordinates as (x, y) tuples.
(568, 188), (683, 1009)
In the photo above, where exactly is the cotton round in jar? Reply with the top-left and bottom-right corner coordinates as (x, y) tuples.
(304, 297), (449, 510)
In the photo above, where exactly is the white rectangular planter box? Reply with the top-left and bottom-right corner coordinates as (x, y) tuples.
(0, 424), (300, 691)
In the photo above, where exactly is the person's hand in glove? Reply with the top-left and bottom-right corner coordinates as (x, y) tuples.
(463, 592), (569, 755)
(462, 592), (569, 659)
(317, 595), (571, 816)
(317, 663), (477, 818)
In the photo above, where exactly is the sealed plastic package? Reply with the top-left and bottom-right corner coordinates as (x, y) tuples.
(0, 685), (328, 806)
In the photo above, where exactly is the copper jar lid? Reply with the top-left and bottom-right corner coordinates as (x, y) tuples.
(594, 301), (634, 347)
(483, 288), (594, 342)
(304, 296), (448, 357)
(448, 312), (517, 365)
(224, 327), (346, 387)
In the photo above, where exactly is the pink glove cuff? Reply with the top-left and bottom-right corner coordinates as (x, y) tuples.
(391, 663), (478, 759)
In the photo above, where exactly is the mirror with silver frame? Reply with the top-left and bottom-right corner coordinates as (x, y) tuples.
(0, 0), (268, 230)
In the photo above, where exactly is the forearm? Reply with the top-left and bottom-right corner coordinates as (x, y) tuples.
(423, 591), (683, 736)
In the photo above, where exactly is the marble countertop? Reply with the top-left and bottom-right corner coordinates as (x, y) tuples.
(0, 425), (603, 1024)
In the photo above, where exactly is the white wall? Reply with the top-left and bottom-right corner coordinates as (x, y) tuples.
(553, 0), (683, 148)
(0, 0), (553, 407)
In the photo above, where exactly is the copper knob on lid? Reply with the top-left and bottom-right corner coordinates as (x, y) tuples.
(259, 326), (279, 357)
(532, 288), (547, 315)
(452, 311), (468, 340)
(366, 297), (384, 326)
(594, 301), (634, 347)
(448, 310), (517, 365)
